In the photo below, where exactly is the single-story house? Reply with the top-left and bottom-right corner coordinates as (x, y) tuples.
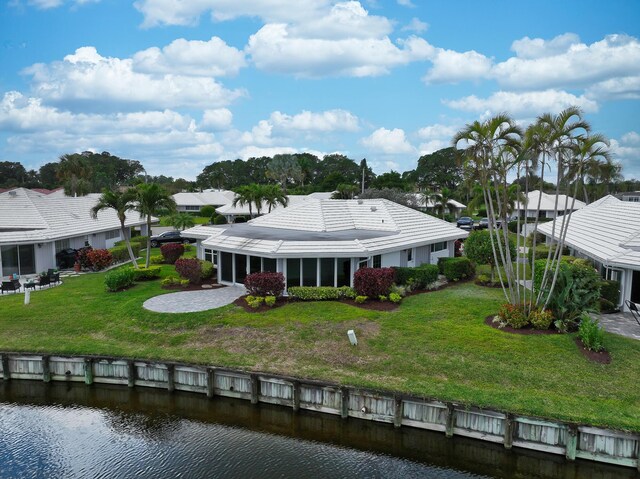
(514, 190), (585, 219)
(183, 198), (468, 289)
(616, 191), (640, 202)
(537, 195), (640, 311)
(0, 188), (150, 278)
(422, 197), (467, 219)
(173, 189), (236, 213)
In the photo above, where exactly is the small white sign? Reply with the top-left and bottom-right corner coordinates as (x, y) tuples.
(347, 329), (358, 346)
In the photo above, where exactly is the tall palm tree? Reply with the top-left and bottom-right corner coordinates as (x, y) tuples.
(232, 185), (261, 218)
(57, 154), (93, 196)
(90, 188), (139, 268)
(263, 184), (288, 213)
(169, 212), (196, 231)
(427, 187), (453, 219)
(331, 184), (359, 199)
(568, 134), (611, 204)
(135, 183), (177, 268)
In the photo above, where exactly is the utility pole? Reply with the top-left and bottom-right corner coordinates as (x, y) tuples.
(361, 158), (366, 194)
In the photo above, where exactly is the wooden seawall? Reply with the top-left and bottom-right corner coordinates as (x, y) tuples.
(1, 352), (638, 470)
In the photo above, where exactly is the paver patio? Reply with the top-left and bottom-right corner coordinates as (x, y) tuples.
(597, 312), (640, 341)
(143, 285), (246, 313)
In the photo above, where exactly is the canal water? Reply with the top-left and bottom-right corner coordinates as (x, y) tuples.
(0, 381), (635, 479)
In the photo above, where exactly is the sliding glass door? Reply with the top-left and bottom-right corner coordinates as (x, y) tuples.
(1, 244), (35, 276)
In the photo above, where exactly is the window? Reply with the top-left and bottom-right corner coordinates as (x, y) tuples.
(406, 249), (413, 262)
(430, 242), (447, 253)
(263, 258), (277, 272)
(1, 244), (35, 275)
(235, 254), (247, 283)
(336, 258), (350, 287)
(287, 258), (301, 288)
(185, 205), (200, 211)
(320, 258), (335, 286)
(204, 249), (217, 265)
(373, 255), (382, 268)
(302, 258), (317, 286)
(249, 256), (261, 274)
(358, 257), (369, 270)
(220, 252), (233, 282)
(105, 229), (120, 240)
(55, 239), (70, 253)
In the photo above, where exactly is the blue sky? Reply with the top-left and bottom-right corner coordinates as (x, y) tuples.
(1, 0), (639, 180)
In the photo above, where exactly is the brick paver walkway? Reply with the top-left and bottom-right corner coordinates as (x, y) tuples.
(597, 312), (640, 341)
(142, 285), (246, 313)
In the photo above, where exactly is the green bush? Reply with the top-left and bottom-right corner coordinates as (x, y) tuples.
(389, 292), (402, 303)
(528, 244), (570, 262)
(161, 275), (186, 287)
(104, 268), (135, 292)
(133, 266), (161, 281)
(529, 308), (554, 330)
(475, 274), (490, 285)
(200, 260), (214, 281)
(437, 257), (453, 274)
(498, 303), (528, 329)
(394, 264), (439, 289)
(214, 215), (228, 225)
(130, 236), (149, 248)
(245, 295), (264, 309)
(109, 243), (141, 264)
(200, 205), (216, 218)
(389, 284), (407, 297)
(355, 295), (367, 304)
(150, 255), (164, 265)
(378, 295), (388, 302)
(442, 257), (475, 281)
(337, 286), (357, 299)
(599, 280), (620, 312)
(265, 295), (276, 307)
(578, 313), (605, 352)
(288, 286), (341, 301)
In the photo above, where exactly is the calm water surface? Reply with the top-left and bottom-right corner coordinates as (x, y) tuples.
(0, 381), (635, 479)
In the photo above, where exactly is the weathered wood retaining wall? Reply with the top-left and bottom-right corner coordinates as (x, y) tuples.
(1, 352), (637, 470)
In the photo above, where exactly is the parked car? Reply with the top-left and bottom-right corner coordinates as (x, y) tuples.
(475, 217), (503, 230)
(149, 231), (196, 248)
(456, 216), (474, 230)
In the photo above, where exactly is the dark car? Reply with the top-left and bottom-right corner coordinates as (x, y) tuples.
(476, 217), (503, 230)
(149, 231), (196, 248)
(456, 216), (474, 230)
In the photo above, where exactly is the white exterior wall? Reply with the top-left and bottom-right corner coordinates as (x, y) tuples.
(414, 245), (430, 266)
(621, 269), (633, 312)
(35, 243), (55, 275)
(381, 251), (401, 268)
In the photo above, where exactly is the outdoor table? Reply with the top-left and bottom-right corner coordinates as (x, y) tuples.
(23, 281), (37, 291)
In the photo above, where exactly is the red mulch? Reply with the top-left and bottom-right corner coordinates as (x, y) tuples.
(162, 282), (226, 292)
(574, 337), (611, 364)
(484, 315), (562, 335)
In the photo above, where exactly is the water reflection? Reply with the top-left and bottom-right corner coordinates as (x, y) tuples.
(0, 381), (635, 479)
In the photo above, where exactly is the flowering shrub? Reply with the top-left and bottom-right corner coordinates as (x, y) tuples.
(75, 247), (93, 269)
(86, 249), (113, 271)
(353, 267), (395, 298)
(160, 243), (184, 264)
(529, 308), (554, 330)
(498, 303), (528, 329)
(175, 258), (202, 284)
(244, 272), (285, 297)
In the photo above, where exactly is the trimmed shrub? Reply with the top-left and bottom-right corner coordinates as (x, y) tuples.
(129, 236), (149, 248)
(498, 303), (528, 329)
(389, 292), (402, 303)
(265, 295), (276, 307)
(355, 295), (367, 304)
(214, 215), (228, 225)
(394, 264), (439, 289)
(338, 286), (357, 299)
(288, 286), (341, 301)
(75, 247), (93, 269)
(104, 268), (135, 292)
(475, 274), (490, 285)
(599, 280), (620, 312)
(379, 295), (387, 302)
(528, 244), (570, 262)
(150, 254), (164, 265)
(437, 256), (455, 274)
(245, 295), (265, 309)
(353, 267), (395, 297)
(133, 266), (161, 281)
(442, 257), (475, 281)
(200, 260), (214, 281)
(86, 249), (113, 271)
(529, 309), (554, 330)
(579, 313), (605, 352)
(244, 272), (285, 297)
(200, 205), (216, 218)
(161, 243), (185, 264)
(109, 243), (141, 264)
(175, 258), (202, 284)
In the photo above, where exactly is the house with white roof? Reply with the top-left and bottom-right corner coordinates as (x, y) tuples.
(537, 195), (640, 311)
(0, 188), (149, 278)
(514, 190), (585, 219)
(215, 191), (334, 222)
(183, 198), (468, 289)
(173, 189), (236, 213)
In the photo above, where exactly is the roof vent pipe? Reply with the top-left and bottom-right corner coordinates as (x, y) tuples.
(9, 191), (17, 197)
(370, 206), (377, 212)
(357, 199), (363, 204)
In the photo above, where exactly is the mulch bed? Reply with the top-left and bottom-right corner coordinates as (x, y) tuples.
(233, 296), (288, 312)
(162, 282), (226, 292)
(574, 337), (611, 364)
(484, 315), (561, 335)
(232, 295), (400, 313)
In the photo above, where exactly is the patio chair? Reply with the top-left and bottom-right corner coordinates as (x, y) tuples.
(625, 300), (640, 327)
(49, 270), (60, 284)
(1, 279), (20, 294)
(38, 275), (51, 289)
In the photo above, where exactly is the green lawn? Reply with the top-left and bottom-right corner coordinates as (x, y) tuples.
(159, 216), (211, 226)
(1, 265), (639, 431)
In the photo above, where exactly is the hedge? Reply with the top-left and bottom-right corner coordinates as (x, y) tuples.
(442, 257), (475, 281)
(200, 260), (214, 281)
(132, 266), (161, 281)
(527, 244), (570, 262)
(244, 272), (285, 297)
(108, 243), (141, 264)
(394, 264), (439, 289)
(437, 257), (454, 274)
(288, 286), (341, 301)
(353, 267), (395, 297)
(104, 268), (135, 292)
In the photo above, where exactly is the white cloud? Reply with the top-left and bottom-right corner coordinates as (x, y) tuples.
(201, 109), (233, 130)
(445, 89), (599, 117)
(510, 33), (580, 59)
(19, 0), (98, 9)
(23, 46), (244, 110)
(401, 17), (428, 34)
(269, 109), (359, 132)
(417, 123), (457, 140)
(418, 139), (449, 155)
(621, 131), (640, 145)
(132, 37), (246, 77)
(361, 127), (415, 154)
(396, 0), (414, 7)
(424, 48), (492, 83)
(134, 0), (330, 27)
(586, 76), (640, 100)
(610, 138), (640, 179)
(247, 24), (432, 77)
(237, 145), (298, 159)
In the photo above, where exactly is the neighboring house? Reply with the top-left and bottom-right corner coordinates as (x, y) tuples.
(537, 195), (640, 311)
(215, 191), (334, 223)
(183, 198), (468, 289)
(173, 189), (236, 213)
(616, 191), (640, 202)
(0, 188), (150, 277)
(514, 190), (585, 219)
(422, 198), (467, 219)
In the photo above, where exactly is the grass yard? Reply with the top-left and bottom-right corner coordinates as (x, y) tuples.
(1, 263), (639, 431)
(159, 215), (211, 226)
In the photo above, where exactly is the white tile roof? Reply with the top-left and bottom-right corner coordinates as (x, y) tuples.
(187, 199), (467, 257)
(515, 190), (586, 213)
(215, 191), (335, 217)
(537, 195), (640, 269)
(0, 188), (149, 244)
(173, 189), (236, 208)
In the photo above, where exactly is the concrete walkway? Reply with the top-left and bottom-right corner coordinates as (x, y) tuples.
(597, 312), (640, 341)
(143, 285), (246, 313)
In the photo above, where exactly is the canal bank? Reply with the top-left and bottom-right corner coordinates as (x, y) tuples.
(1, 352), (638, 471)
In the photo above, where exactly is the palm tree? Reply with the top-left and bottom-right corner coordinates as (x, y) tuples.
(263, 184), (288, 213)
(331, 184), (359, 199)
(90, 188), (139, 268)
(169, 212), (196, 231)
(568, 134), (611, 204)
(57, 154), (93, 196)
(134, 183), (177, 268)
(427, 187), (453, 219)
(232, 184), (261, 218)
